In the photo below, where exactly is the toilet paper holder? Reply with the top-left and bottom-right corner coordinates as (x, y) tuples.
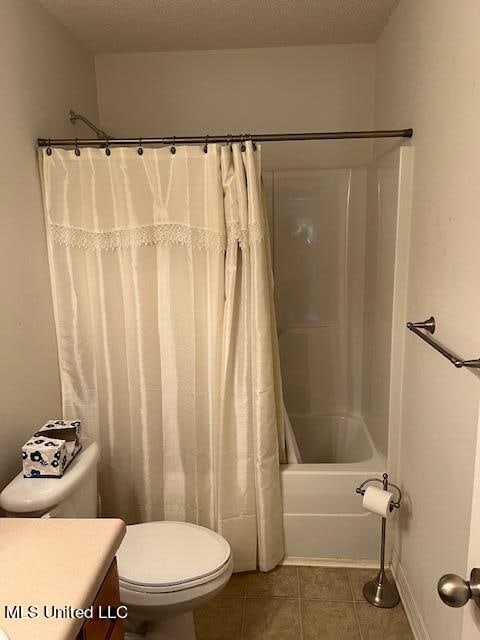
(355, 473), (402, 608)
(355, 473), (402, 512)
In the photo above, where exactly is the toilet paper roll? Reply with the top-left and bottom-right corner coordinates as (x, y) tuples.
(362, 485), (394, 518)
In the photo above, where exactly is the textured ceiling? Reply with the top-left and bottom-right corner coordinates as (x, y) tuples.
(38, 0), (399, 54)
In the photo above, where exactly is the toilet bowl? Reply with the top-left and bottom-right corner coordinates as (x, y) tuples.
(0, 442), (233, 640)
(117, 521), (233, 640)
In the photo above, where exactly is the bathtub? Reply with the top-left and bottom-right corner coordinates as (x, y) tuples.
(281, 414), (387, 563)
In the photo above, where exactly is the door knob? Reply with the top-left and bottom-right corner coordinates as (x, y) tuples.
(437, 569), (480, 607)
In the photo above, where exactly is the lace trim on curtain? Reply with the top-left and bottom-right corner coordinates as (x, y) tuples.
(226, 220), (265, 249)
(47, 220), (265, 252)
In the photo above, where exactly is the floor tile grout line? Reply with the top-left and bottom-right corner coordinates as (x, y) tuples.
(234, 592), (359, 603)
(244, 595), (358, 601)
(241, 577), (247, 640)
(348, 570), (365, 640)
(297, 566), (304, 640)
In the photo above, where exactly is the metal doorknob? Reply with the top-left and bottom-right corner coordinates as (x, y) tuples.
(437, 569), (480, 607)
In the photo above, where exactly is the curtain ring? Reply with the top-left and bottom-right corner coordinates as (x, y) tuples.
(252, 136), (257, 152)
(203, 134), (209, 154)
(227, 134), (232, 151)
(170, 136), (176, 155)
(105, 139), (111, 157)
(74, 139), (81, 157)
(46, 139), (52, 156)
(240, 135), (246, 152)
(138, 137), (143, 156)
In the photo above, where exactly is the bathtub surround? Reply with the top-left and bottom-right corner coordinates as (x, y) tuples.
(265, 148), (411, 563)
(262, 145), (410, 464)
(268, 168), (368, 425)
(363, 146), (413, 460)
(0, 0), (98, 496)
(40, 143), (285, 571)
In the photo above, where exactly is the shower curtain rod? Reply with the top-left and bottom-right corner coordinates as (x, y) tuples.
(38, 128), (413, 149)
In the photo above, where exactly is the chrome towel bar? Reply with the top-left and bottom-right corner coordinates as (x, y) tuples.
(406, 317), (480, 369)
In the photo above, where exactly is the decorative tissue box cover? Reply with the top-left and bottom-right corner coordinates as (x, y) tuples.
(22, 437), (68, 478)
(22, 420), (82, 478)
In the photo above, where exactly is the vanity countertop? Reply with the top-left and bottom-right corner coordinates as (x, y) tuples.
(0, 517), (126, 640)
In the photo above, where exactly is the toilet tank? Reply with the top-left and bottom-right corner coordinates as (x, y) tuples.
(0, 441), (99, 518)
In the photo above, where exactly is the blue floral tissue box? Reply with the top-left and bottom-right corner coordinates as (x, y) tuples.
(22, 420), (82, 478)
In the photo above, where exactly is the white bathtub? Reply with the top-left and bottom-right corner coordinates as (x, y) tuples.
(281, 414), (387, 562)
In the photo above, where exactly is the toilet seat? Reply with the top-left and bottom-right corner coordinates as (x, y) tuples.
(117, 521), (231, 594)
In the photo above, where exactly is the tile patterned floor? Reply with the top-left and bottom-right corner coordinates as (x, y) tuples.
(194, 566), (415, 640)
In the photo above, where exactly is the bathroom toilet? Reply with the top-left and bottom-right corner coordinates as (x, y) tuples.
(118, 521), (233, 639)
(0, 441), (233, 640)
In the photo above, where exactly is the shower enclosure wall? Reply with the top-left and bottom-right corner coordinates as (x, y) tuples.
(264, 146), (412, 561)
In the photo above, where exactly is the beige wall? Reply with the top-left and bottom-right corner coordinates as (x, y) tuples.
(4, 8), (480, 636)
(375, 2), (480, 639)
(0, 0), (98, 493)
(95, 44), (375, 170)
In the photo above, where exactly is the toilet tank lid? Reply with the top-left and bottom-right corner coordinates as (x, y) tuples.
(0, 441), (99, 513)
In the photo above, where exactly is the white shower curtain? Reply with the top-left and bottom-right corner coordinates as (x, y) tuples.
(40, 142), (284, 571)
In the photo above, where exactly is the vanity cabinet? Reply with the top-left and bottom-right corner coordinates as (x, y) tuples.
(77, 559), (125, 640)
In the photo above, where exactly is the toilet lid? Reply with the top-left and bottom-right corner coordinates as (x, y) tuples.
(117, 521), (231, 593)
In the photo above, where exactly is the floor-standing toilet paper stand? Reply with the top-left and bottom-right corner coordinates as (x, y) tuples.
(355, 473), (402, 608)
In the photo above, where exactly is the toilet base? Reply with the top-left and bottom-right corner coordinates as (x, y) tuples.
(120, 543), (233, 640)
(145, 611), (196, 640)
